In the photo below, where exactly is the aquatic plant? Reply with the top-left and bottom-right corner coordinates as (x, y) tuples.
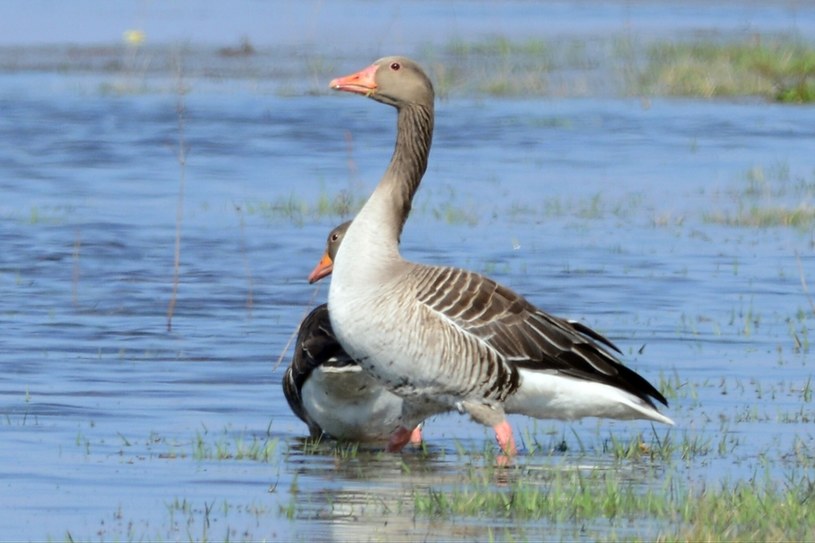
(192, 431), (279, 462)
(409, 453), (815, 541)
(242, 186), (366, 224)
(703, 163), (815, 229)
(704, 204), (815, 229)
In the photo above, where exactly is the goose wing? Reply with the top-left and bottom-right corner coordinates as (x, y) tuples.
(412, 266), (667, 407)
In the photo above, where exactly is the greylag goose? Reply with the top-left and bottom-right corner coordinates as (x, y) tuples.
(307, 221), (350, 284)
(327, 56), (673, 455)
(283, 222), (424, 443)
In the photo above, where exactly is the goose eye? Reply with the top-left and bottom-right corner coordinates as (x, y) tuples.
(390, 62), (401, 71)
(331, 233), (339, 241)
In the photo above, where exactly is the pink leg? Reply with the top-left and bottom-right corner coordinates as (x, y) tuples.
(408, 426), (423, 445)
(386, 426), (414, 453)
(493, 420), (517, 456)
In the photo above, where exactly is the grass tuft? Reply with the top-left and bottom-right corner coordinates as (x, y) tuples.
(192, 430), (279, 462)
(412, 458), (815, 541)
(704, 163), (815, 229)
(638, 37), (815, 102)
(243, 187), (365, 224)
(704, 204), (815, 229)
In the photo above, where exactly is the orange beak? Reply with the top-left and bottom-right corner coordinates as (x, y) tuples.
(307, 252), (334, 284)
(329, 63), (379, 96)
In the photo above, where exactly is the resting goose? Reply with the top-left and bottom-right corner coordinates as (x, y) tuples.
(283, 222), (424, 443)
(326, 56), (673, 455)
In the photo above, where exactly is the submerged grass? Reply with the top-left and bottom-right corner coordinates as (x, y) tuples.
(411, 455), (814, 541)
(704, 163), (815, 229)
(192, 432), (279, 462)
(269, 412), (815, 541)
(247, 165), (815, 231)
(247, 182), (486, 225)
(414, 468), (667, 523)
(138, 427), (282, 462)
(243, 186), (365, 224)
(74, 422), (815, 542)
(704, 204), (815, 228)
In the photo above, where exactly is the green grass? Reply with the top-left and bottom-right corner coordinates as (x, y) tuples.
(191, 432), (279, 462)
(636, 37), (815, 102)
(420, 33), (815, 101)
(71, 414), (815, 542)
(409, 454), (814, 542)
(430, 200), (480, 226)
(703, 163), (815, 229)
(138, 427), (283, 462)
(664, 475), (815, 541)
(238, 176), (814, 231)
(246, 182), (485, 226)
(414, 468), (668, 523)
(10, 33), (815, 101)
(704, 204), (815, 228)
(242, 186), (366, 223)
(504, 191), (648, 226)
(297, 435), (363, 459)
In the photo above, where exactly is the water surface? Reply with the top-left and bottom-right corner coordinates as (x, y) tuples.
(1, 1), (814, 540)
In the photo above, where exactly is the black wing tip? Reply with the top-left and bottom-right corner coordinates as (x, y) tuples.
(652, 388), (669, 407)
(623, 367), (670, 408)
(563, 319), (671, 407)
(566, 319), (622, 354)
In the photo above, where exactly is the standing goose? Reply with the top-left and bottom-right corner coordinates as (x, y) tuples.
(283, 222), (425, 443)
(327, 56), (673, 455)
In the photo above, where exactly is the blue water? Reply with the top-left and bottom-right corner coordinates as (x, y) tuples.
(1, 1), (814, 540)
(3, 0), (814, 47)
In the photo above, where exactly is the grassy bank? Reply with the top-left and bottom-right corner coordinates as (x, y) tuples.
(637, 37), (815, 103)
(5, 33), (814, 102)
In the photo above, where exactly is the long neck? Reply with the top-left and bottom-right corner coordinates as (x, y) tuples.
(334, 101), (434, 282)
(386, 102), (434, 237)
(358, 102), (433, 248)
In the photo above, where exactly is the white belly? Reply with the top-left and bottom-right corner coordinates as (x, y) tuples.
(301, 365), (407, 442)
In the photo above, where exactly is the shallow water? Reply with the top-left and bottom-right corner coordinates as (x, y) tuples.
(2, 1), (815, 541)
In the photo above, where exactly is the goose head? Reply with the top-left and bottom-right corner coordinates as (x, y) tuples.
(307, 221), (351, 284)
(329, 56), (434, 109)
